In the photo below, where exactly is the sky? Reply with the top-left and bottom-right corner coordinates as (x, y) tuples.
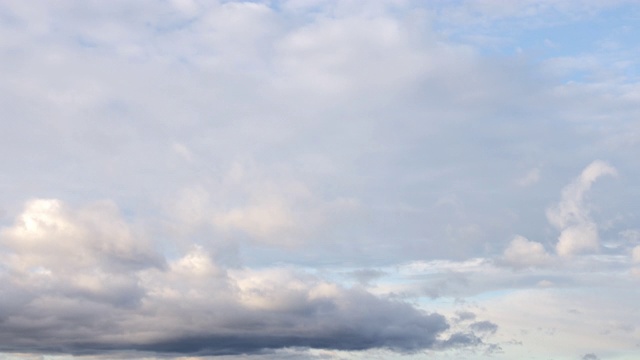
(1, 0), (640, 359)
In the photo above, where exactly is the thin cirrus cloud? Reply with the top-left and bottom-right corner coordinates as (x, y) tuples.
(1, 1), (640, 359)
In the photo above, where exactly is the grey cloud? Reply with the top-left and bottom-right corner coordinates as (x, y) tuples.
(469, 320), (498, 335)
(582, 353), (600, 360)
(1, 1), (640, 359)
(437, 332), (482, 348)
(454, 311), (476, 323)
(0, 199), (459, 356)
(346, 268), (387, 285)
(0, 276), (451, 356)
(131, 305), (445, 355)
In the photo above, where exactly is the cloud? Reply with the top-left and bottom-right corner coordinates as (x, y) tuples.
(469, 320), (499, 335)
(128, 282), (451, 354)
(0, 199), (467, 356)
(437, 332), (482, 348)
(0, 198), (164, 273)
(1, 1), (640, 359)
(212, 200), (296, 241)
(546, 160), (617, 256)
(167, 161), (359, 249)
(0, 199), (163, 309)
(555, 223), (599, 256)
(455, 311), (477, 323)
(501, 235), (552, 268)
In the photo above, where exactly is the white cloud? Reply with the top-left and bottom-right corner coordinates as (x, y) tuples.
(555, 222), (599, 257)
(502, 235), (551, 268)
(0, 199), (163, 311)
(546, 160), (617, 256)
(166, 160), (361, 248)
(0, 199), (162, 276)
(1, 1), (640, 359)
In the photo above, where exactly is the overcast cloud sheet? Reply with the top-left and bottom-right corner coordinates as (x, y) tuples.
(1, 1), (640, 360)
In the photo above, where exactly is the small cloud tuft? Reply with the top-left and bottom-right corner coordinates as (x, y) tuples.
(501, 235), (551, 269)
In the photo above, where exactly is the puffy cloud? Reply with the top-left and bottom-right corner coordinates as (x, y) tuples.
(1, 1), (640, 359)
(502, 235), (552, 268)
(0, 199), (163, 293)
(547, 161), (617, 256)
(0, 200), (162, 310)
(555, 222), (599, 257)
(0, 199), (464, 356)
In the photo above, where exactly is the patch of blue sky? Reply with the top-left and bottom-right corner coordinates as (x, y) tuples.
(533, 10), (635, 80)
(462, 288), (517, 303)
(432, 3), (640, 83)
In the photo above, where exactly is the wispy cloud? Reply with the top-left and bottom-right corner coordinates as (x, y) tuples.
(547, 160), (617, 256)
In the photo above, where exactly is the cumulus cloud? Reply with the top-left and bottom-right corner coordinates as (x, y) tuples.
(0, 199), (466, 356)
(0, 198), (164, 275)
(547, 160), (617, 256)
(1, 1), (640, 359)
(501, 235), (552, 268)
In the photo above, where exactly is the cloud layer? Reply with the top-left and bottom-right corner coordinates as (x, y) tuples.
(0, 199), (464, 356)
(1, 1), (640, 359)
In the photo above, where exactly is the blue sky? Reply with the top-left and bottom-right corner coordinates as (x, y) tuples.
(1, 1), (640, 360)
